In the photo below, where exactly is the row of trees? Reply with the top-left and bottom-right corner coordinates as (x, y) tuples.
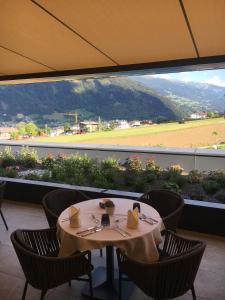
(10, 122), (50, 139)
(11, 119), (115, 140)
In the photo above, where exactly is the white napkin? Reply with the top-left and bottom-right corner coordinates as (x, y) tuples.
(69, 206), (80, 228)
(127, 207), (139, 229)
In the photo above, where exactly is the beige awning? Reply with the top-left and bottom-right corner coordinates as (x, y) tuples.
(0, 0), (225, 83)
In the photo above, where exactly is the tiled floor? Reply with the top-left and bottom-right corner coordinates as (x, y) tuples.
(0, 200), (225, 300)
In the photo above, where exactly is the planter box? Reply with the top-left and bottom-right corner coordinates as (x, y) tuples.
(1, 177), (140, 204)
(1, 176), (225, 237)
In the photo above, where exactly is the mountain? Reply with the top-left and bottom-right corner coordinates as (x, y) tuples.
(0, 78), (179, 125)
(133, 76), (225, 114)
(1, 76), (224, 127)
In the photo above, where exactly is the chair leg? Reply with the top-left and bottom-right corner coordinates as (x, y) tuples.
(88, 273), (93, 299)
(0, 209), (8, 230)
(100, 248), (103, 257)
(191, 285), (197, 300)
(22, 280), (28, 300)
(68, 280), (71, 287)
(40, 289), (47, 300)
(118, 271), (122, 300)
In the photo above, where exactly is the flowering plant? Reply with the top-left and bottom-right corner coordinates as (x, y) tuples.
(124, 155), (142, 172)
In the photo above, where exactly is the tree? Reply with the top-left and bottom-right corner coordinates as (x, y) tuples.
(37, 125), (50, 136)
(10, 131), (18, 140)
(16, 122), (26, 136)
(64, 122), (71, 133)
(25, 122), (38, 137)
(109, 121), (116, 130)
(207, 111), (215, 118)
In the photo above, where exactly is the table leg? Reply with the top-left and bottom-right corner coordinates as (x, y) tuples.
(82, 246), (133, 300)
(106, 245), (114, 283)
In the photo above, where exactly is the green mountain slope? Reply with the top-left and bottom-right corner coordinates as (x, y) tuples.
(0, 78), (179, 125)
(133, 76), (225, 114)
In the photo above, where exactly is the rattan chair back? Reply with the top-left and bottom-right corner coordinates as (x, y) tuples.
(117, 231), (206, 300)
(11, 228), (93, 299)
(138, 189), (184, 231)
(42, 188), (90, 227)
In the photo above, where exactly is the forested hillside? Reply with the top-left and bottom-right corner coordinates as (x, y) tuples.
(0, 78), (180, 125)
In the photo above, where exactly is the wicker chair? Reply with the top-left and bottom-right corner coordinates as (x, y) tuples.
(42, 188), (90, 227)
(11, 227), (93, 300)
(0, 181), (8, 230)
(117, 231), (206, 300)
(138, 189), (184, 232)
(42, 188), (103, 256)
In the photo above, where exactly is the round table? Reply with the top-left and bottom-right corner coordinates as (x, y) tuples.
(58, 198), (164, 299)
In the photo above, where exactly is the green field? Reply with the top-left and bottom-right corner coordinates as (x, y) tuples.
(31, 118), (225, 148)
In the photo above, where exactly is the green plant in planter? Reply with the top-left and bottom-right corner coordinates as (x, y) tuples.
(173, 173), (187, 187)
(123, 155), (142, 172)
(55, 153), (67, 165)
(202, 180), (220, 194)
(101, 157), (120, 182)
(134, 176), (150, 193)
(162, 181), (181, 194)
(41, 170), (52, 182)
(207, 170), (225, 188)
(186, 184), (206, 200)
(124, 170), (137, 187)
(88, 164), (106, 187)
(67, 171), (87, 186)
(16, 146), (39, 168)
(144, 159), (160, 184)
(0, 147), (16, 167)
(145, 159), (160, 175)
(101, 157), (119, 170)
(24, 173), (41, 180)
(167, 164), (183, 174)
(187, 170), (204, 184)
(1, 166), (18, 178)
(214, 190), (225, 203)
(163, 164), (186, 187)
(123, 155), (143, 188)
(41, 153), (55, 170)
(51, 163), (67, 182)
(145, 172), (157, 184)
(64, 154), (94, 177)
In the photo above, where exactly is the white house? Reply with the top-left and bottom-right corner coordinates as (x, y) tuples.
(115, 120), (130, 129)
(50, 126), (64, 137)
(129, 120), (141, 127)
(190, 112), (207, 119)
(0, 127), (17, 140)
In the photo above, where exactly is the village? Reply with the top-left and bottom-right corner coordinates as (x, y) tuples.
(0, 111), (218, 140)
(0, 119), (153, 140)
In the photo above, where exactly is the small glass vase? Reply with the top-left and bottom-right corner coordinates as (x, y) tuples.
(105, 206), (115, 215)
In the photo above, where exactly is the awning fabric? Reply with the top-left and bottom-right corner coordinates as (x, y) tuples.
(0, 0), (225, 83)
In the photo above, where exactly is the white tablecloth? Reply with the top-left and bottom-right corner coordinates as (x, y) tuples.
(58, 198), (164, 262)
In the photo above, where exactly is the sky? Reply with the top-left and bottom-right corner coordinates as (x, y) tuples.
(145, 69), (225, 87)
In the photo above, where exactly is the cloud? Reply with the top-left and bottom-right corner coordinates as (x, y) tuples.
(180, 76), (191, 82)
(147, 72), (191, 82)
(179, 72), (192, 82)
(149, 74), (172, 80)
(201, 75), (225, 87)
